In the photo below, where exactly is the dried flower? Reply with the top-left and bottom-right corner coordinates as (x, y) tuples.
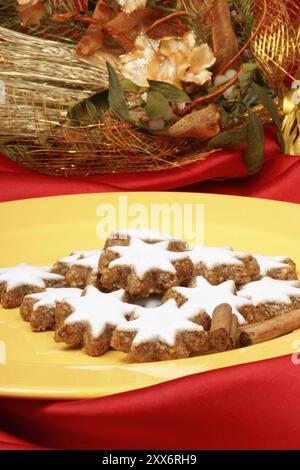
(118, 0), (147, 14)
(120, 31), (216, 88)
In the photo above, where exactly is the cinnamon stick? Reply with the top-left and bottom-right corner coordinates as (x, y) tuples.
(209, 303), (239, 352)
(229, 314), (239, 349)
(239, 309), (300, 346)
(209, 0), (240, 74)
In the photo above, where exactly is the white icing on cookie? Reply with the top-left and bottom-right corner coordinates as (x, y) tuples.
(64, 285), (134, 337)
(237, 277), (300, 305)
(108, 237), (188, 278)
(110, 228), (178, 241)
(131, 295), (162, 308)
(25, 288), (82, 311)
(173, 276), (249, 324)
(254, 254), (291, 276)
(58, 254), (81, 266)
(0, 263), (64, 290)
(116, 299), (203, 346)
(59, 250), (102, 267)
(73, 249), (101, 257)
(187, 246), (246, 268)
(73, 251), (102, 272)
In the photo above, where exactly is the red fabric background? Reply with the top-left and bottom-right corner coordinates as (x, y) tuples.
(1, 354), (300, 450)
(0, 126), (300, 450)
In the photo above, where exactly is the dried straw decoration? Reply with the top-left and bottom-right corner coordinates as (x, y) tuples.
(0, 0), (298, 176)
(0, 25), (118, 129)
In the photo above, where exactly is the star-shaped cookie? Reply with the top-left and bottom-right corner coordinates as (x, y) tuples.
(238, 277), (300, 305)
(0, 263), (64, 308)
(187, 246), (244, 268)
(254, 254), (297, 280)
(107, 238), (188, 278)
(20, 287), (82, 331)
(55, 285), (135, 356)
(185, 245), (259, 285)
(53, 249), (102, 276)
(164, 276), (250, 326)
(99, 237), (193, 296)
(111, 299), (209, 362)
(105, 229), (188, 251)
(237, 277), (300, 322)
(72, 253), (100, 271)
(65, 251), (102, 288)
(108, 228), (177, 243)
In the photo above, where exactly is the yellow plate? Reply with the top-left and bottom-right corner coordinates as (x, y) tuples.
(0, 192), (300, 399)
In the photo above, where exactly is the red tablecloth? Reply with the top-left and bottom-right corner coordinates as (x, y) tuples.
(1, 354), (300, 450)
(1, 125), (300, 450)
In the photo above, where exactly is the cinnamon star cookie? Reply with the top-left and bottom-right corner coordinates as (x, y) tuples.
(0, 263), (64, 308)
(186, 246), (259, 285)
(20, 287), (82, 331)
(99, 237), (193, 297)
(55, 285), (134, 356)
(237, 277), (300, 323)
(111, 299), (209, 363)
(164, 276), (250, 328)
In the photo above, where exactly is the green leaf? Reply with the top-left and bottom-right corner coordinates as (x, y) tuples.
(146, 91), (170, 119)
(245, 109), (264, 175)
(107, 62), (132, 123)
(219, 107), (232, 129)
(251, 82), (285, 152)
(238, 0), (254, 34)
(120, 77), (141, 93)
(242, 63), (257, 73)
(239, 63), (257, 87)
(67, 90), (108, 124)
(207, 125), (248, 149)
(67, 99), (97, 124)
(87, 1), (98, 12)
(148, 80), (191, 103)
(89, 89), (109, 111)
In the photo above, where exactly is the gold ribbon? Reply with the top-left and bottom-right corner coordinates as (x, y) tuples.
(282, 89), (300, 156)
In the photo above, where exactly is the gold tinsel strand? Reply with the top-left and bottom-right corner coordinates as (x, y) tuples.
(251, 0), (299, 97)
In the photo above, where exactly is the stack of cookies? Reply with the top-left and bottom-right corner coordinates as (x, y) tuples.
(0, 229), (299, 363)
